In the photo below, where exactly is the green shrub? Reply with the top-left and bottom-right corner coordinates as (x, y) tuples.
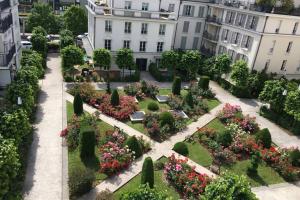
(217, 130), (233, 147)
(125, 136), (142, 158)
(79, 130), (95, 158)
(185, 91), (194, 108)
(69, 165), (95, 199)
(68, 83), (97, 102)
(110, 89), (120, 106)
(198, 76), (210, 90)
(159, 112), (175, 128)
(73, 93), (83, 116)
(120, 185), (167, 200)
(141, 157), (154, 188)
(173, 142), (189, 156)
(290, 149), (300, 167)
(247, 152), (261, 175)
(172, 76), (181, 95)
(141, 80), (148, 93)
(147, 102), (159, 111)
(154, 160), (165, 170)
(255, 128), (272, 149)
(231, 85), (252, 98)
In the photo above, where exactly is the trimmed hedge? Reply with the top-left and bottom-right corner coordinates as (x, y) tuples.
(125, 136), (142, 158)
(172, 76), (181, 95)
(111, 89), (120, 106)
(159, 112), (175, 128)
(185, 91), (194, 108)
(255, 128), (272, 149)
(141, 157), (154, 188)
(173, 142), (189, 156)
(198, 76), (210, 90)
(73, 93), (83, 116)
(79, 130), (96, 158)
(147, 102), (159, 111)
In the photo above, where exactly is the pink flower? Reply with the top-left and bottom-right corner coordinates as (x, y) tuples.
(175, 164), (182, 171)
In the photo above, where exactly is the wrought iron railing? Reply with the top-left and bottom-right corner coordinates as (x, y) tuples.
(0, 13), (13, 33)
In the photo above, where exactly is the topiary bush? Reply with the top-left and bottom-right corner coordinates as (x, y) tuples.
(172, 76), (181, 95)
(173, 142), (189, 156)
(120, 185), (167, 200)
(69, 165), (95, 199)
(159, 112), (175, 128)
(73, 93), (83, 116)
(255, 128), (272, 149)
(141, 157), (154, 188)
(290, 149), (300, 167)
(185, 91), (194, 108)
(110, 89), (120, 106)
(147, 102), (159, 111)
(198, 76), (210, 90)
(217, 130), (233, 147)
(79, 130), (95, 159)
(125, 136), (142, 158)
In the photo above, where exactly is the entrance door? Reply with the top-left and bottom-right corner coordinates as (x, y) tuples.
(136, 58), (147, 71)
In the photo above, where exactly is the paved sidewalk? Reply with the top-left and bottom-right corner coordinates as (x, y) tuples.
(23, 54), (64, 200)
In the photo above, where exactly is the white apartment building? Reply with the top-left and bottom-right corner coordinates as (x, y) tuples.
(0, 0), (21, 87)
(86, 0), (300, 78)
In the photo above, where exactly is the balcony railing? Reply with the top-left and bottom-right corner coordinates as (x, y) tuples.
(0, 13), (12, 33)
(0, 0), (11, 10)
(206, 15), (222, 25)
(200, 46), (216, 56)
(203, 31), (219, 42)
(0, 44), (16, 67)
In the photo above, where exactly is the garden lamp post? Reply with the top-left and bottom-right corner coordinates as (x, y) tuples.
(17, 97), (22, 105)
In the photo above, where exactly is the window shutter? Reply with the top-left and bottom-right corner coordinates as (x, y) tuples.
(191, 6), (195, 16)
(183, 5), (187, 16)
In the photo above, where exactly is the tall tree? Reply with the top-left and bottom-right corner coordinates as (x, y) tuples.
(213, 54), (231, 77)
(181, 50), (201, 79)
(59, 29), (74, 49)
(116, 48), (135, 79)
(161, 50), (180, 76)
(284, 90), (300, 121)
(93, 48), (111, 92)
(63, 5), (87, 36)
(61, 45), (84, 70)
(230, 60), (249, 87)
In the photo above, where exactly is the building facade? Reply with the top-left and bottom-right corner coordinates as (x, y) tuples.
(0, 0), (21, 87)
(86, 0), (300, 78)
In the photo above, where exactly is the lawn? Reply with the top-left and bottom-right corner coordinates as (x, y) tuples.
(113, 157), (180, 199)
(138, 97), (170, 113)
(159, 88), (188, 97)
(205, 99), (220, 111)
(221, 160), (285, 187)
(184, 141), (213, 167)
(205, 118), (227, 132)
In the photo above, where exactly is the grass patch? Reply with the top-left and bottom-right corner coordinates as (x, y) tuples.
(138, 98), (170, 113)
(159, 88), (188, 97)
(125, 121), (147, 134)
(185, 141), (213, 167)
(221, 160), (285, 187)
(114, 157), (180, 199)
(205, 118), (226, 132)
(205, 99), (220, 111)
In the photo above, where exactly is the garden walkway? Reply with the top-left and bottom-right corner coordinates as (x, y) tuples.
(65, 93), (218, 200)
(23, 54), (65, 200)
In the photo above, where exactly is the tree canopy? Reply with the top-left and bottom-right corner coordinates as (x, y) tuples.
(61, 45), (84, 69)
(284, 90), (300, 121)
(230, 60), (249, 86)
(116, 48), (135, 77)
(214, 54), (231, 76)
(93, 48), (111, 70)
(161, 50), (180, 73)
(181, 50), (201, 79)
(63, 5), (87, 36)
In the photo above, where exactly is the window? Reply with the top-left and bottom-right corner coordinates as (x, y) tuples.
(231, 32), (241, 45)
(125, 1), (131, 9)
(168, 4), (175, 12)
(241, 35), (253, 50)
(140, 41), (146, 52)
(157, 42), (164, 52)
(182, 21), (189, 33)
(235, 13), (246, 27)
(142, 2), (149, 11)
(124, 22), (131, 33)
(286, 41), (293, 53)
(293, 22), (298, 34)
(276, 20), (282, 33)
(246, 15), (258, 30)
(183, 5), (194, 16)
(228, 49), (235, 60)
(269, 40), (276, 54)
(218, 46), (227, 54)
(195, 22), (202, 33)
(105, 20), (112, 32)
(281, 60), (287, 71)
(123, 40), (130, 48)
(159, 24), (166, 35)
(192, 37), (199, 49)
(104, 39), (111, 50)
(225, 11), (236, 24)
(222, 29), (230, 41)
(141, 23), (148, 34)
(264, 59), (270, 71)
(180, 36), (187, 49)
(198, 6), (205, 18)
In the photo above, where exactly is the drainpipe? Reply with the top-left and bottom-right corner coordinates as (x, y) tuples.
(172, 0), (182, 49)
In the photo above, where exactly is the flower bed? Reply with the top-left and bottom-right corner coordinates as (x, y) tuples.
(164, 154), (211, 199)
(124, 81), (159, 100)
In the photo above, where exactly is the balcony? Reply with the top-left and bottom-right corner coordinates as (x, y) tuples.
(200, 46), (216, 57)
(0, 0), (10, 10)
(0, 13), (12, 33)
(206, 15), (222, 25)
(203, 31), (219, 42)
(0, 44), (16, 67)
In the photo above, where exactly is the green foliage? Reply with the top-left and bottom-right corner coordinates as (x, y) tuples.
(281, 0), (294, 13)
(27, 3), (61, 33)
(63, 5), (87, 36)
(203, 172), (258, 200)
(0, 109), (31, 145)
(110, 89), (120, 106)
(73, 93), (83, 116)
(31, 30), (47, 58)
(159, 112), (175, 128)
(69, 165), (95, 199)
(214, 54), (231, 76)
(125, 136), (142, 158)
(147, 102), (159, 111)
(247, 152), (261, 174)
(161, 50), (180, 74)
(184, 91), (194, 108)
(255, 128), (272, 149)
(247, 70), (271, 98)
(32, 26), (47, 36)
(217, 130), (233, 147)
(61, 45), (84, 69)
(116, 48), (135, 78)
(0, 136), (20, 199)
(173, 142), (189, 156)
(68, 83), (97, 102)
(181, 50), (201, 79)
(93, 48), (111, 70)
(120, 184), (167, 200)
(141, 157), (154, 188)
(172, 76), (181, 95)
(284, 90), (300, 121)
(59, 29), (74, 49)
(198, 76), (210, 90)
(231, 60), (249, 86)
(201, 56), (216, 76)
(21, 50), (44, 78)
(79, 130), (96, 158)
(259, 80), (286, 113)
(290, 149), (300, 167)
